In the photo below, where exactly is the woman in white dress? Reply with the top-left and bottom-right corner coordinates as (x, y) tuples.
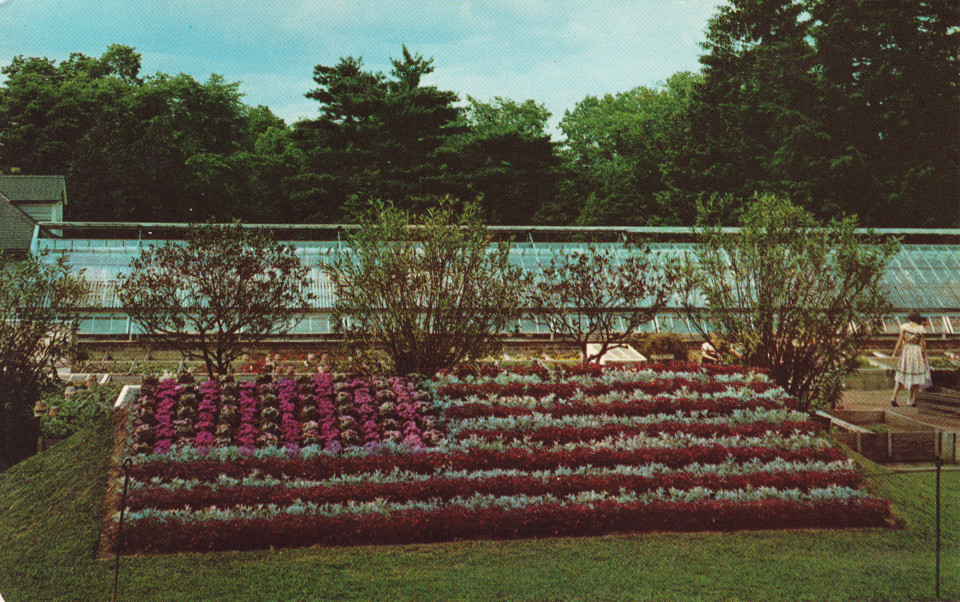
(891, 311), (930, 407)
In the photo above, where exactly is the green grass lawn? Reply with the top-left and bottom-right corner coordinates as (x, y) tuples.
(0, 417), (956, 601)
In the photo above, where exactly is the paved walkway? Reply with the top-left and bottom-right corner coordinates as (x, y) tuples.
(839, 388), (960, 432)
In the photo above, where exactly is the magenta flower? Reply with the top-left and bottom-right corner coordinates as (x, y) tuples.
(277, 378), (302, 451)
(236, 381), (260, 452)
(350, 378), (380, 447)
(152, 379), (181, 454)
(194, 379), (221, 449)
(390, 377), (424, 448)
(313, 373), (341, 452)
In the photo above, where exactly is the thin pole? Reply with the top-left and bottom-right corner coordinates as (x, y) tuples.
(934, 456), (942, 601)
(112, 457), (133, 602)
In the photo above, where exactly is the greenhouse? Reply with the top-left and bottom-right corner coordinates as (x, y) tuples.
(29, 222), (960, 340)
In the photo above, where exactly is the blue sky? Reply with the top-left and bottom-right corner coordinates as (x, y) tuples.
(0, 0), (724, 130)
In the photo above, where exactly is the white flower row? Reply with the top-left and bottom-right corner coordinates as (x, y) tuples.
(443, 430), (832, 454)
(127, 457), (854, 493)
(434, 366), (771, 389)
(127, 437), (433, 466)
(121, 484), (868, 524)
(446, 407), (809, 435)
(438, 385), (793, 411)
(125, 422), (828, 471)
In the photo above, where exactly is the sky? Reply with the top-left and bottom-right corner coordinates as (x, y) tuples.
(0, 0), (725, 131)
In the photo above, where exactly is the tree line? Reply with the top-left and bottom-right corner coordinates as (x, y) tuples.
(0, 0), (956, 226)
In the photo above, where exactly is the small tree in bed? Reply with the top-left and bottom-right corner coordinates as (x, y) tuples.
(117, 222), (313, 379)
(326, 199), (523, 376)
(0, 251), (88, 468)
(523, 242), (676, 364)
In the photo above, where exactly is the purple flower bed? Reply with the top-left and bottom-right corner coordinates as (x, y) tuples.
(129, 373), (440, 455)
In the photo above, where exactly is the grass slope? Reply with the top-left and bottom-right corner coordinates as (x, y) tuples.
(0, 417), (956, 601)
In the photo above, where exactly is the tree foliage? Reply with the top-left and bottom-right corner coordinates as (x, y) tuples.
(1, 18), (955, 228)
(0, 252), (88, 468)
(685, 0), (959, 225)
(558, 73), (702, 226)
(675, 196), (898, 409)
(291, 46), (465, 220)
(325, 200), (523, 376)
(116, 223), (314, 379)
(448, 96), (560, 225)
(523, 243), (676, 364)
(0, 45), (294, 222)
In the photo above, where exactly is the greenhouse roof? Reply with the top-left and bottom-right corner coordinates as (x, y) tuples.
(30, 223), (960, 337)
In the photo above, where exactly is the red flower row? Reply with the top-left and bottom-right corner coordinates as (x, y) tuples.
(126, 469), (862, 512)
(455, 420), (820, 445)
(129, 444), (847, 483)
(118, 497), (891, 554)
(444, 395), (787, 420)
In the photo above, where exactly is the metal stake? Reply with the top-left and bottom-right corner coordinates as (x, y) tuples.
(934, 455), (942, 601)
(112, 457), (133, 602)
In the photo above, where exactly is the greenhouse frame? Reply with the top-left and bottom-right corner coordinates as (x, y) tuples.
(30, 222), (960, 341)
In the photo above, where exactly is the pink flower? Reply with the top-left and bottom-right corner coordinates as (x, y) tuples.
(351, 378), (380, 447)
(152, 379), (182, 454)
(277, 378), (302, 450)
(236, 382), (259, 452)
(312, 373), (340, 452)
(194, 380), (221, 449)
(391, 377), (425, 448)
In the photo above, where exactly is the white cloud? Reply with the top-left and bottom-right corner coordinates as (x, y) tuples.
(0, 0), (725, 134)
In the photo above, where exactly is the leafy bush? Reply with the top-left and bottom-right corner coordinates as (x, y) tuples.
(632, 333), (689, 361)
(325, 200), (523, 377)
(38, 383), (121, 439)
(116, 222), (314, 379)
(522, 241), (676, 364)
(0, 251), (88, 467)
(674, 196), (897, 410)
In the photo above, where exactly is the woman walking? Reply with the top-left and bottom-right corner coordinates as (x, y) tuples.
(891, 311), (931, 407)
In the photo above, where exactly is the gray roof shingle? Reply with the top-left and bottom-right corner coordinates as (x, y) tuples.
(0, 175), (67, 204)
(0, 194), (38, 251)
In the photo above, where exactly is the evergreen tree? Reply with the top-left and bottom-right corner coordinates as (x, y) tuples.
(292, 46), (464, 219)
(808, 0), (960, 226)
(448, 96), (560, 225)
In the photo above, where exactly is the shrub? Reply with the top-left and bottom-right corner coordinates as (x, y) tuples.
(38, 383), (121, 439)
(325, 200), (523, 377)
(632, 332), (689, 361)
(116, 222), (314, 379)
(0, 251), (88, 467)
(522, 241), (676, 364)
(674, 196), (897, 410)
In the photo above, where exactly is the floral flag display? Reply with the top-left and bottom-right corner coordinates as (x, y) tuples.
(112, 363), (891, 554)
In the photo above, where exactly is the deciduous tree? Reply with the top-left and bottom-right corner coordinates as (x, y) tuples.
(523, 242), (675, 364)
(0, 252), (88, 468)
(325, 200), (522, 376)
(674, 195), (898, 409)
(116, 223), (314, 379)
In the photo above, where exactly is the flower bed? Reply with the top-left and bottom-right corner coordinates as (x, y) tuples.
(113, 363), (891, 554)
